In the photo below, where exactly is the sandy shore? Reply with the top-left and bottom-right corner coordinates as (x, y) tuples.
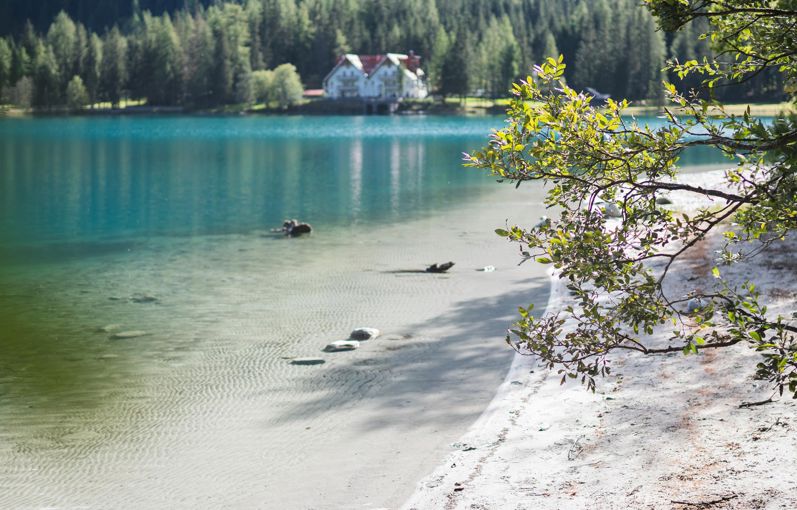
(404, 171), (797, 509)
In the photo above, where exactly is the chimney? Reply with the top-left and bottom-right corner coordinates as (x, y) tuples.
(406, 50), (421, 73)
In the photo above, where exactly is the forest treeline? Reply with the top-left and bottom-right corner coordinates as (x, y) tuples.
(0, 0), (786, 110)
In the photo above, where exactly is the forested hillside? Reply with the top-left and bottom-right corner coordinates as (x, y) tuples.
(0, 0), (786, 110)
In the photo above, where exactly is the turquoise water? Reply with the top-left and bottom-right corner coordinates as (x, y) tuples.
(0, 115), (737, 508)
(0, 116), (509, 264)
(0, 115), (740, 265)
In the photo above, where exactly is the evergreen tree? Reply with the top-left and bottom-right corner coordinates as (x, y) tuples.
(46, 11), (79, 100)
(148, 15), (183, 105)
(32, 42), (59, 108)
(440, 30), (471, 100)
(0, 38), (11, 98)
(100, 27), (127, 106)
(83, 33), (103, 105)
(184, 14), (215, 107)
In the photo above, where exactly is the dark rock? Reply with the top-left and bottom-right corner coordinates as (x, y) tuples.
(274, 218), (313, 237)
(290, 357), (326, 366)
(426, 261), (455, 273)
(349, 327), (380, 340)
(288, 223), (312, 236)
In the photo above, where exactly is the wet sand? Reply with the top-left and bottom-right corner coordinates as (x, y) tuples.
(0, 184), (550, 509)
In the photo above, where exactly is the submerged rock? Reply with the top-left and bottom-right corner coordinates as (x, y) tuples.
(426, 261), (455, 273)
(349, 327), (380, 341)
(97, 324), (122, 333)
(290, 357), (326, 366)
(110, 330), (149, 340)
(130, 294), (159, 304)
(324, 340), (360, 352)
(273, 218), (313, 237)
(288, 223), (312, 236)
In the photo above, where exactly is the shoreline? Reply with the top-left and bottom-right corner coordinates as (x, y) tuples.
(402, 169), (797, 509)
(1, 100), (792, 119)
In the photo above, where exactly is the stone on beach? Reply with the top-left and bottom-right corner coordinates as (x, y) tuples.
(324, 340), (360, 352)
(290, 357), (326, 365)
(686, 297), (707, 313)
(598, 201), (623, 218)
(349, 327), (380, 340)
(110, 330), (149, 339)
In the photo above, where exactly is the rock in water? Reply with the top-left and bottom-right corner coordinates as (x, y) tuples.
(349, 327), (381, 340)
(426, 261), (455, 273)
(110, 330), (149, 339)
(655, 196), (673, 205)
(290, 357), (326, 366)
(288, 223), (312, 236)
(324, 340), (360, 352)
(130, 294), (159, 304)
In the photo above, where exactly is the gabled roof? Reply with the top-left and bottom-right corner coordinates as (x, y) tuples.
(323, 52), (425, 88)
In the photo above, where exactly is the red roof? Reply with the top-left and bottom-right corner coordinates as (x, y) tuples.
(359, 55), (385, 75)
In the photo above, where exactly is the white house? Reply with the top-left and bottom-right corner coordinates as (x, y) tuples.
(322, 51), (428, 100)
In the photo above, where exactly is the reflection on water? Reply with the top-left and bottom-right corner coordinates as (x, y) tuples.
(0, 116), (501, 444)
(0, 116), (500, 264)
(0, 115), (742, 507)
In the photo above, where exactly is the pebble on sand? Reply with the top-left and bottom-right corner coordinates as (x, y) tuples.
(291, 357), (326, 366)
(324, 340), (360, 352)
(349, 327), (381, 340)
(110, 330), (150, 339)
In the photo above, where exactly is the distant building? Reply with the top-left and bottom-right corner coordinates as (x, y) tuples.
(322, 51), (428, 100)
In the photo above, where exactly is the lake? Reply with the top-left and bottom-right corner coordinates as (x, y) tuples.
(0, 115), (734, 508)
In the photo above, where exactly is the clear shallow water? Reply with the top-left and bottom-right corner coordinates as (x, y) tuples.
(0, 115), (737, 508)
(0, 115), (744, 263)
(0, 116), (508, 264)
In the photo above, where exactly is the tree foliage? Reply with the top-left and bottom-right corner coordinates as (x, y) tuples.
(467, 0), (797, 398)
(1, 0), (787, 109)
(65, 74), (88, 110)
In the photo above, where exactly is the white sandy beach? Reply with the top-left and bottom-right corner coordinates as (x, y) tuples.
(403, 170), (797, 509)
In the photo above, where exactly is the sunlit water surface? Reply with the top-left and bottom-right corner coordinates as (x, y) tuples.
(0, 115), (735, 507)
